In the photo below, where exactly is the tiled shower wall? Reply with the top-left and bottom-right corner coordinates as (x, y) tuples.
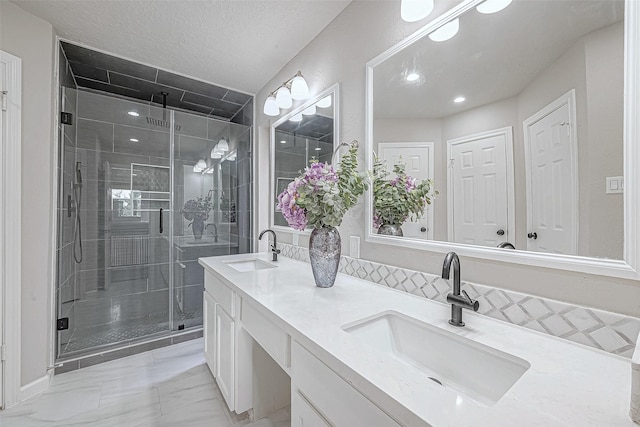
(279, 242), (640, 358)
(57, 46), (78, 352)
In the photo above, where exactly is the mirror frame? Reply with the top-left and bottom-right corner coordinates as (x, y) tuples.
(365, 0), (640, 280)
(269, 83), (341, 235)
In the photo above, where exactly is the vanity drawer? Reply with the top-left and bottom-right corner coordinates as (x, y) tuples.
(205, 272), (235, 317)
(241, 301), (290, 371)
(291, 342), (400, 427)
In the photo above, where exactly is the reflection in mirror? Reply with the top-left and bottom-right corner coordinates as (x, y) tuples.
(370, 0), (624, 259)
(272, 88), (338, 229)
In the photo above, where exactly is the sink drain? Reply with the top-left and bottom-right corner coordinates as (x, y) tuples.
(429, 377), (443, 386)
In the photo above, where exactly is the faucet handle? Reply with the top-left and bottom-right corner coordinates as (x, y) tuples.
(461, 290), (479, 312)
(272, 245), (281, 254)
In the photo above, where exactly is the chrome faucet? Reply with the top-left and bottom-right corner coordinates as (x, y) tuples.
(442, 252), (479, 327)
(497, 241), (515, 249)
(205, 223), (219, 242)
(258, 229), (281, 261)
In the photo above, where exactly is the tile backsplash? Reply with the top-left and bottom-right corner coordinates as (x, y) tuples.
(279, 243), (640, 358)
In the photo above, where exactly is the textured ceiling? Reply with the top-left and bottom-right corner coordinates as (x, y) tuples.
(374, 0), (624, 119)
(12, 0), (351, 94)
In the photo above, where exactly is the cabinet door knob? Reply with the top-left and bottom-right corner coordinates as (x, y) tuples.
(528, 232), (538, 240)
(420, 227), (427, 232)
(497, 229), (505, 236)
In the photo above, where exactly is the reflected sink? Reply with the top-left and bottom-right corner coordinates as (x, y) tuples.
(224, 259), (277, 272)
(343, 311), (530, 405)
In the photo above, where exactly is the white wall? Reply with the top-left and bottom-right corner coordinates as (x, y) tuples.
(256, 2), (640, 316)
(0, 1), (56, 386)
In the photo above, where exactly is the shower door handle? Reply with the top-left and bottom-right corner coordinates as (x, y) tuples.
(159, 208), (164, 234)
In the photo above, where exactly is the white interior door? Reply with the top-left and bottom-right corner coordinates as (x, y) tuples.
(523, 90), (577, 255)
(377, 142), (434, 239)
(0, 58), (5, 409)
(447, 127), (515, 248)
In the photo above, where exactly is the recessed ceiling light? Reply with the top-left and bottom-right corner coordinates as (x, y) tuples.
(280, 140), (287, 144)
(406, 72), (420, 82)
(128, 111), (140, 117)
(428, 18), (460, 42)
(129, 138), (139, 142)
(314, 147), (322, 151)
(476, 0), (512, 14)
(454, 96), (466, 103)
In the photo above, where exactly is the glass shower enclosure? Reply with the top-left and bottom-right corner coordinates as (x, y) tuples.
(56, 88), (252, 359)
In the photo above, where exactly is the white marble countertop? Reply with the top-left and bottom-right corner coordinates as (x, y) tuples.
(199, 253), (634, 427)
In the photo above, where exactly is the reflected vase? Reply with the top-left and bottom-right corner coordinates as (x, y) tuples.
(192, 217), (204, 240)
(309, 226), (341, 288)
(377, 224), (403, 237)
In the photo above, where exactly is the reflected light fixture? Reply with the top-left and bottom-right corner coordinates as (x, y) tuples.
(264, 95), (279, 116)
(127, 111), (139, 117)
(217, 138), (229, 151)
(454, 96), (466, 103)
(316, 95), (332, 109)
(129, 138), (139, 142)
(406, 72), (420, 82)
(211, 152), (223, 159)
(429, 18), (460, 42)
(302, 104), (317, 116)
(280, 140), (287, 144)
(401, 0), (434, 22)
(289, 113), (303, 122)
(476, 0), (512, 14)
(314, 146), (322, 151)
(263, 71), (310, 117)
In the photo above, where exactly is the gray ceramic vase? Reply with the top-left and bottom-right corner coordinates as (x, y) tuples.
(309, 225), (341, 288)
(377, 224), (403, 237)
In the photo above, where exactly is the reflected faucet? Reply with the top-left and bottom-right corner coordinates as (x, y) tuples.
(442, 252), (479, 327)
(259, 229), (281, 261)
(497, 241), (515, 249)
(205, 223), (219, 242)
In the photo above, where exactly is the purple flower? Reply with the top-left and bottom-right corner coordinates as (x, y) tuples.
(277, 179), (308, 231)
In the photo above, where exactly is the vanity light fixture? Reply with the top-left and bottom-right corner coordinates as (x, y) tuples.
(302, 104), (317, 116)
(263, 71), (310, 117)
(406, 72), (420, 82)
(316, 95), (332, 109)
(289, 113), (303, 122)
(217, 138), (229, 152)
(401, 0), (434, 22)
(127, 111), (139, 117)
(476, 0), (512, 14)
(211, 152), (223, 159)
(454, 96), (466, 103)
(129, 138), (139, 142)
(429, 18), (460, 42)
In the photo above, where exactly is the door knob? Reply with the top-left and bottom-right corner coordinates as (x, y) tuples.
(528, 232), (538, 240)
(420, 227), (427, 232)
(497, 229), (505, 236)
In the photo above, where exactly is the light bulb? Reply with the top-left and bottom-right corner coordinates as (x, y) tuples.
(289, 113), (303, 122)
(302, 104), (316, 116)
(196, 159), (207, 170)
(406, 72), (420, 82)
(264, 95), (280, 116)
(401, 0), (434, 22)
(193, 164), (202, 172)
(218, 138), (229, 151)
(476, 0), (512, 14)
(290, 74), (310, 100)
(429, 18), (459, 42)
(276, 86), (293, 109)
(211, 152), (222, 159)
(316, 95), (332, 108)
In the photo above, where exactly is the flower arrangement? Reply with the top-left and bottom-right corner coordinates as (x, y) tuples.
(181, 194), (213, 222)
(277, 141), (367, 230)
(371, 157), (435, 229)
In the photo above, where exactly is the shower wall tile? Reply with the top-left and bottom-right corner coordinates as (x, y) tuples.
(59, 279), (76, 305)
(76, 239), (104, 272)
(80, 209), (107, 240)
(76, 268), (106, 294)
(77, 89), (151, 126)
(112, 265), (149, 283)
(114, 125), (170, 158)
(112, 289), (169, 321)
(168, 110), (208, 140)
(58, 243), (74, 286)
(76, 118), (114, 152)
(78, 149), (150, 182)
(74, 298), (114, 328)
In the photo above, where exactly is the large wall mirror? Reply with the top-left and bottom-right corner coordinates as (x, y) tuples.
(366, 0), (640, 279)
(270, 84), (339, 231)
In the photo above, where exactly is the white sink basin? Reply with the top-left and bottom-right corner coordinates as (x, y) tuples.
(343, 311), (530, 406)
(224, 259), (277, 272)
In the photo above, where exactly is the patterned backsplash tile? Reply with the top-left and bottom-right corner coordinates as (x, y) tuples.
(279, 242), (639, 358)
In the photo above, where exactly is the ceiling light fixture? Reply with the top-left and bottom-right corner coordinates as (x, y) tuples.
(401, 0), (434, 22)
(263, 71), (310, 117)
(429, 18), (460, 42)
(129, 138), (139, 142)
(454, 96), (466, 103)
(316, 95), (332, 109)
(406, 72), (420, 82)
(476, 0), (512, 14)
(128, 111), (140, 117)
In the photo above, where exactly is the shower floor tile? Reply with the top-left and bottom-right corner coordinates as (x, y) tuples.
(0, 339), (290, 427)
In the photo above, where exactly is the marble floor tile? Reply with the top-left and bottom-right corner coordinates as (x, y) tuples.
(0, 338), (291, 427)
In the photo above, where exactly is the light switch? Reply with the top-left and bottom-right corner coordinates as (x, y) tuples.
(349, 235), (360, 259)
(606, 176), (623, 194)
